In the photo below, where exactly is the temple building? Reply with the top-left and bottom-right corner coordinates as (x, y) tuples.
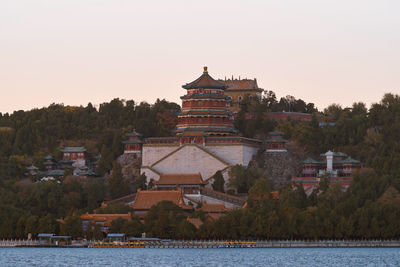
(153, 173), (207, 195)
(60, 147), (87, 168)
(44, 155), (57, 171)
(265, 131), (287, 153)
(140, 67), (261, 184)
(101, 173), (247, 216)
(177, 67), (236, 137)
(218, 77), (263, 113)
(104, 67), (262, 218)
(73, 166), (99, 178)
(26, 148), (99, 179)
(292, 151), (361, 195)
(199, 203), (229, 220)
(123, 130), (143, 155)
(130, 189), (193, 218)
(151, 173), (245, 209)
(26, 165), (39, 176)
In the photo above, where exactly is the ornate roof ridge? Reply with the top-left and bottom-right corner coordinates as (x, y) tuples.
(182, 67), (228, 90)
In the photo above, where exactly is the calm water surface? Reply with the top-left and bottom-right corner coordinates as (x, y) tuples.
(0, 247), (400, 266)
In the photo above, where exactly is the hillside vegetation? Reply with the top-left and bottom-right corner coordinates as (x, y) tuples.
(1, 93), (400, 239)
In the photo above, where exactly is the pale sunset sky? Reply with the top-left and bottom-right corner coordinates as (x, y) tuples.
(0, 0), (399, 113)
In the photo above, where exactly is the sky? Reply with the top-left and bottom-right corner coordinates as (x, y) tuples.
(0, 0), (399, 113)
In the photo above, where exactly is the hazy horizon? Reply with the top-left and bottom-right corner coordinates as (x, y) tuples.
(1, 0), (399, 113)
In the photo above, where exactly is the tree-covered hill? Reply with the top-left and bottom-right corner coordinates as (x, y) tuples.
(236, 93), (400, 188)
(0, 98), (180, 178)
(1, 92), (400, 239)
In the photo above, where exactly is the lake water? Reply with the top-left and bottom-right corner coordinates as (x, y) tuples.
(0, 247), (400, 266)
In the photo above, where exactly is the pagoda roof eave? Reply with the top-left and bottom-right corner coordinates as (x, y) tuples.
(265, 139), (288, 143)
(182, 67), (228, 90)
(122, 140), (144, 144)
(269, 131), (285, 135)
(61, 147), (86, 153)
(300, 157), (319, 164)
(225, 88), (264, 92)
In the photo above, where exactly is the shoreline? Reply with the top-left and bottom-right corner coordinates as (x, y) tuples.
(2, 240), (400, 248)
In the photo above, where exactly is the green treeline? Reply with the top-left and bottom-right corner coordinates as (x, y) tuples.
(90, 168), (400, 240)
(0, 98), (180, 177)
(0, 98), (179, 238)
(236, 93), (400, 183)
(198, 169), (400, 240)
(1, 93), (400, 239)
(52, 166), (400, 240)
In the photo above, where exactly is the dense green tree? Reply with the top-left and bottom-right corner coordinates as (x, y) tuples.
(248, 177), (272, 208)
(228, 165), (264, 194)
(108, 161), (130, 199)
(15, 216), (27, 239)
(211, 171), (225, 193)
(176, 220), (197, 239)
(85, 178), (106, 211)
(145, 201), (188, 239)
(37, 214), (58, 234)
(96, 203), (134, 214)
(122, 216), (144, 237)
(110, 217), (128, 233)
(25, 215), (39, 237)
(86, 224), (104, 241)
(60, 215), (82, 238)
(132, 174), (147, 192)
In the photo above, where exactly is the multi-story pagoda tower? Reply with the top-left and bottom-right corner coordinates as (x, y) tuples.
(140, 67), (261, 184)
(176, 67), (236, 143)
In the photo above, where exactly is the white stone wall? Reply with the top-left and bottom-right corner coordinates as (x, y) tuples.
(242, 145), (259, 166)
(206, 144), (259, 166)
(141, 145), (178, 167)
(205, 145), (244, 165)
(140, 143), (259, 184)
(151, 145), (229, 179)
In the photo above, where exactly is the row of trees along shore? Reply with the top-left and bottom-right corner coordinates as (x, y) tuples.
(1, 93), (400, 239)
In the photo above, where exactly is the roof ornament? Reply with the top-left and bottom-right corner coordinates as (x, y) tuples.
(203, 66), (208, 73)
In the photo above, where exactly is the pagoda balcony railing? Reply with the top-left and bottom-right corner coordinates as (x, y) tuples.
(206, 136), (261, 145)
(143, 136), (262, 146)
(145, 137), (179, 145)
(176, 123), (233, 127)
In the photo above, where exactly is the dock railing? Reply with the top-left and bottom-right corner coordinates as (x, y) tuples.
(0, 239), (38, 247)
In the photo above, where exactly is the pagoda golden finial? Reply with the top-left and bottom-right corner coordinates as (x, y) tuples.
(203, 66), (208, 73)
